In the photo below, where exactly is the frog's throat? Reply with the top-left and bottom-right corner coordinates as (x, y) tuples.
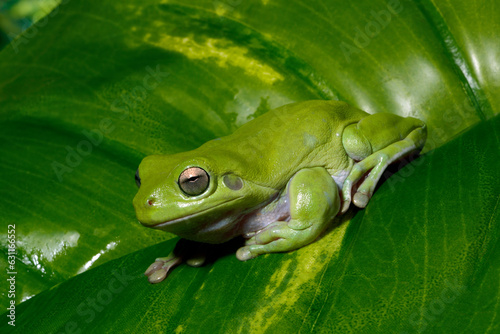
(145, 197), (245, 229)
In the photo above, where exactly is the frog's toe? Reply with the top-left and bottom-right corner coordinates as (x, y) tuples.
(236, 243), (285, 261)
(246, 221), (291, 246)
(186, 254), (206, 267)
(147, 268), (169, 284)
(340, 199), (351, 214)
(236, 246), (255, 261)
(144, 256), (182, 284)
(237, 238), (294, 261)
(341, 181), (354, 214)
(144, 260), (163, 277)
(353, 192), (369, 208)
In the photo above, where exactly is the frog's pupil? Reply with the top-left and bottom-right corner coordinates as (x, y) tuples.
(178, 167), (209, 196)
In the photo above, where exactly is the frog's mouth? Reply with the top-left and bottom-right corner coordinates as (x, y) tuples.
(144, 197), (244, 230)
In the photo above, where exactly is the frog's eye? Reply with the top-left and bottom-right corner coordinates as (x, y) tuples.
(178, 167), (209, 196)
(135, 168), (141, 188)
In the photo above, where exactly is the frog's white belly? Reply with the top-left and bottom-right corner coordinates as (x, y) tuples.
(332, 169), (350, 189)
(240, 193), (290, 238)
(195, 192), (290, 242)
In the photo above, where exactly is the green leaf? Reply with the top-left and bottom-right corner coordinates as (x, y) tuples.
(3, 115), (499, 333)
(0, 0), (499, 332)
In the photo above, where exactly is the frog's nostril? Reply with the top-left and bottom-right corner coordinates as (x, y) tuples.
(147, 198), (155, 206)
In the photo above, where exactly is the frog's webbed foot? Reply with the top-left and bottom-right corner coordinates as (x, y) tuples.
(237, 221), (314, 261)
(145, 254), (183, 284)
(144, 239), (208, 284)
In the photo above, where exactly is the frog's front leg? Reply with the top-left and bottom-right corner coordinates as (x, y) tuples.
(341, 113), (427, 213)
(145, 239), (207, 284)
(236, 167), (340, 261)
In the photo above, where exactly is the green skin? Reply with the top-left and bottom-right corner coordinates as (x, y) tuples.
(133, 100), (427, 283)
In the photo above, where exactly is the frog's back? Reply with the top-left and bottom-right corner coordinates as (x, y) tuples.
(201, 100), (369, 189)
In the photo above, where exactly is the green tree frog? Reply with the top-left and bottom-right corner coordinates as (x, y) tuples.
(133, 100), (426, 283)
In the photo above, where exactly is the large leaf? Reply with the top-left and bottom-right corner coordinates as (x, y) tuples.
(3, 115), (499, 333)
(0, 0), (499, 331)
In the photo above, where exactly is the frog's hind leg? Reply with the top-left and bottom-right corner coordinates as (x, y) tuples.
(341, 113), (427, 213)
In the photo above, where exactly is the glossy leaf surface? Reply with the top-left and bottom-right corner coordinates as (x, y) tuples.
(3, 116), (499, 333)
(0, 0), (499, 332)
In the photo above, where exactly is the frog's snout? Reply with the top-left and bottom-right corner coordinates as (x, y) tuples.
(134, 192), (157, 208)
(133, 192), (158, 226)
